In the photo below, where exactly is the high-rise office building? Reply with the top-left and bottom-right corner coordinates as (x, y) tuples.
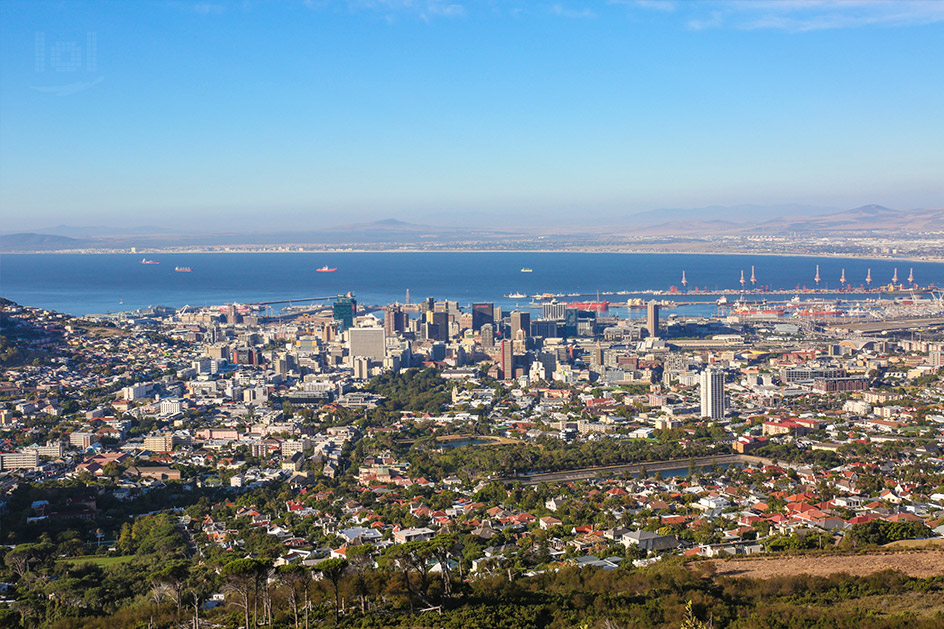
(353, 356), (371, 380)
(563, 308), (579, 337)
(333, 294), (356, 331)
(510, 311), (531, 339)
(500, 339), (515, 380)
(480, 323), (495, 348)
(430, 342), (447, 362)
(383, 306), (406, 337)
(471, 302), (494, 331)
(530, 319), (558, 338)
(349, 327), (386, 359)
(699, 369), (725, 420)
(542, 301), (566, 320)
(423, 322), (440, 342)
(431, 311), (450, 341)
(647, 300), (660, 338)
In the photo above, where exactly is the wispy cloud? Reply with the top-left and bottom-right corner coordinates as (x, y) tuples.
(551, 3), (596, 19)
(164, 1), (226, 14)
(340, 0), (466, 20)
(688, 10), (723, 31)
(608, 0), (677, 12)
(193, 2), (225, 14)
(684, 1), (944, 32)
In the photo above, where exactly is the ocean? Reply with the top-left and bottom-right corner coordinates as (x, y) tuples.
(1, 252), (941, 317)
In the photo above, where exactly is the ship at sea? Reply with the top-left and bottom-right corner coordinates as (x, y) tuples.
(567, 300), (609, 312)
(316, 265), (337, 273)
(732, 300), (785, 318)
(789, 298), (844, 317)
(175, 266), (193, 273)
(506, 292), (526, 299)
(520, 267), (533, 273)
(140, 258), (159, 264)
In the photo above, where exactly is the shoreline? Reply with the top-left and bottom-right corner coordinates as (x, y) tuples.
(2, 248), (943, 264)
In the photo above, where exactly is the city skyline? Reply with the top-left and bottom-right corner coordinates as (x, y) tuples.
(1, 1), (942, 231)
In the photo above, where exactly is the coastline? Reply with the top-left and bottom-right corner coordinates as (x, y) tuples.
(2, 247), (942, 264)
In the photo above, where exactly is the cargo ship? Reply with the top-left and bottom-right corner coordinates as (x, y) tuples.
(140, 258), (159, 264)
(796, 309), (843, 317)
(316, 265), (337, 272)
(733, 300), (785, 317)
(175, 266), (193, 273)
(567, 300), (610, 312)
(791, 299), (843, 316)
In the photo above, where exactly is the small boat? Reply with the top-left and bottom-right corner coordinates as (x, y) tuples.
(520, 267), (533, 273)
(175, 266), (193, 273)
(140, 258), (159, 264)
(316, 265), (337, 273)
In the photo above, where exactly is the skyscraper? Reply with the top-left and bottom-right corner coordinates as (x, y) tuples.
(480, 323), (495, 348)
(500, 339), (515, 380)
(530, 319), (558, 338)
(348, 327), (385, 360)
(510, 311), (531, 339)
(563, 308), (579, 337)
(647, 300), (660, 338)
(471, 302), (494, 331)
(431, 311), (450, 341)
(332, 294), (356, 332)
(383, 305), (406, 337)
(699, 369), (724, 420)
(542, 301), (566, 320)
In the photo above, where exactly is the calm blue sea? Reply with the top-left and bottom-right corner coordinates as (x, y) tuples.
(1, 252), (942, 316)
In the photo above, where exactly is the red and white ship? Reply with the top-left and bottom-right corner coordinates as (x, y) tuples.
(566, 301), (610, 312)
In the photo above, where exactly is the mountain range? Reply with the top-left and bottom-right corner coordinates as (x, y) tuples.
(1, 205), (941, 252)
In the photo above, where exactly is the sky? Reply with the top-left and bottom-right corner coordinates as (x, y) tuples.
(1, 0), (943, 232)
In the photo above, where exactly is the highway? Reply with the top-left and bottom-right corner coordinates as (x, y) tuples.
(828, 317), (944, 334)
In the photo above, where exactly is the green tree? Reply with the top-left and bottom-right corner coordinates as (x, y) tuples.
(346, 544), (376, 614)
(277, 564), (310, 629)
(221, 558), (267, 629)
(314, 558), (348, 624)
(153, 561), (190, 621)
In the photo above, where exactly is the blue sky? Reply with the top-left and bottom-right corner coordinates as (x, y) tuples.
(1, 0), (942, 231)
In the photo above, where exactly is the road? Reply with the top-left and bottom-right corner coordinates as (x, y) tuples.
(828, 316), (944, 334)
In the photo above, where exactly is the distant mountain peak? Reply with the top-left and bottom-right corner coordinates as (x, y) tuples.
(373, 218), (411, 226)
(847, 204), (895, 215)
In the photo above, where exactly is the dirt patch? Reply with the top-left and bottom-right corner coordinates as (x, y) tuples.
(708, 550), (944, 579)
(884, 537), (944, 550)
